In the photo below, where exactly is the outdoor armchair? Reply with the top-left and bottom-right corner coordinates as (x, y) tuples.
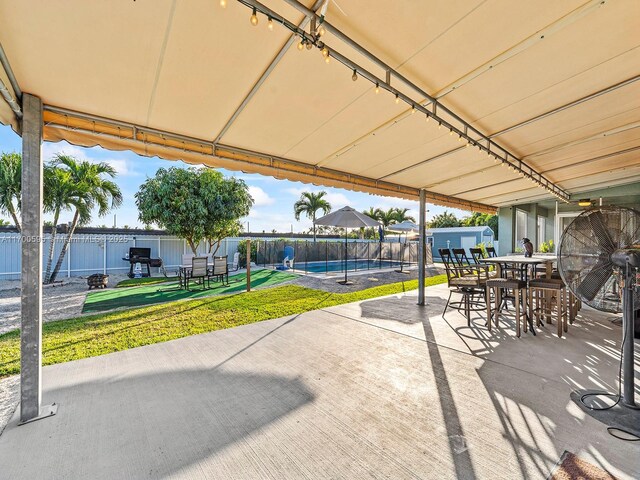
(212, 255), (229, 286)
(185, 256), (210, 291)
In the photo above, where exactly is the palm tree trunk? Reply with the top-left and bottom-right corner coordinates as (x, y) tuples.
(49, 210), (80, 284)
(7, 203), (20, 232)
(44, 210), (60, 284)
(312, 212), (316, 242)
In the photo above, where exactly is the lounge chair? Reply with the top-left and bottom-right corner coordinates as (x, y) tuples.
(185, 256), (210, 290)
(228, 252), (240, 272)
(283, 245), (295, 269)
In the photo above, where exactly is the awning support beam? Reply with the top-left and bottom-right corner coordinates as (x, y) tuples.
(42, 104), (497, 214)
(20, 93), (57, 425)
(417, 189), (426, 306)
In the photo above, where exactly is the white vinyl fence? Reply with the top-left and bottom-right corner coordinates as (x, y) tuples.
(0, 232), (245, 281)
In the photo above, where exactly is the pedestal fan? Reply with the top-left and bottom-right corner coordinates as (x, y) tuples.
(557, 206), (640, 440)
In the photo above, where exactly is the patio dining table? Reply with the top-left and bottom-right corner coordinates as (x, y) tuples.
(479, 255), (558, 335)
(479, 254), (557, 281)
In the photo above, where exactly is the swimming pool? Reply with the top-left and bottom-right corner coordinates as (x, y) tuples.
(292, 259), (407, 273)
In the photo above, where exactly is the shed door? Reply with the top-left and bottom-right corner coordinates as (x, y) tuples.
(460, 236), (476, 254)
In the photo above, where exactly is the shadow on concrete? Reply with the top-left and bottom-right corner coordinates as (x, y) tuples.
(0, 366), (314, 478)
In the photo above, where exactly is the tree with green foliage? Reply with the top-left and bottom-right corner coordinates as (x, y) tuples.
(293, 191), (331, 241)
(374, 208), (397, 229)
(0, 218), (9, 226)
(462, 211), (498, 239)
(136, 167), (253, 254)
(48, 155), (122, 284)
(428, 210), (461, 228)
(43, 160), (92, 283)
(0, 152), (22, 230)
(391, 207), (416, 224)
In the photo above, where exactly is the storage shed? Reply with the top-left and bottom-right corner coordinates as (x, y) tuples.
(428, 227), (495, 261)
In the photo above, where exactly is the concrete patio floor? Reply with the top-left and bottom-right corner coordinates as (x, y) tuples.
(0, 283), (638, 479)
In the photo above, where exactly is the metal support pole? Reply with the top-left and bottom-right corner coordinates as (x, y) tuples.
(622, 265), (636, 407)
(246, 239), (251, 292)
(20, 93), (56, 424)
(418, 190), (427, 306)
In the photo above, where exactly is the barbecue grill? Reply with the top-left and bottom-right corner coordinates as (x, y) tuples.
(123, 247), (163, 278)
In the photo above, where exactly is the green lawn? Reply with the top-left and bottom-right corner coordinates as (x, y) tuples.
(85, 269), (297, 313)
(0, 274), (447, 378)
(115, 276), (179, 288)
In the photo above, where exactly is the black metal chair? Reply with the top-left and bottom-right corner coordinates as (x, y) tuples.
(439, 248), (489, 325)
(486, 246), (498, 257)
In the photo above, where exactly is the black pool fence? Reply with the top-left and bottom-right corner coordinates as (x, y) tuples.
(252, 239), (433, 274)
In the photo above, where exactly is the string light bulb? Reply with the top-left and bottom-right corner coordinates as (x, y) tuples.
(220, 0), (226, 8)
(425, 114), (430, 122)
(375, 83), (380, 94)
(449, 129), (454, 136)
(325, 55), (330, 63)
(321, 46), (329, 57)
(305, 40), (312, 50)
(411, 105), (416, 114)
(267, 17), (274, 31)
(395, 94), (400, 104)
(352, 70), (358, 81)
(318, 25), (326, 36)
(250, 8), (258, 26)
(297, 40), (304, 51)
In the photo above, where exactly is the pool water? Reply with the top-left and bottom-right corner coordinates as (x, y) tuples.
(293, 260), (406, 273)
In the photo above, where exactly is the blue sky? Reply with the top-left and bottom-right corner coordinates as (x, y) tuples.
(0, 125), (468, 232)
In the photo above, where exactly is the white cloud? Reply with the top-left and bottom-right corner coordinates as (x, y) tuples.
(248, 186), (275, 207)
(42, 141), (138, 177)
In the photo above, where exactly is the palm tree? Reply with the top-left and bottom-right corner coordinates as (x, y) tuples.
(391, 207), (416, 224)
(293, 191), (331, 241)
(0, 152), (22, 231)
(43, 164), (91, 283)
(48, 155), (123, 284)
(374, 208), (397, 229)
(362, 207), (380, 239)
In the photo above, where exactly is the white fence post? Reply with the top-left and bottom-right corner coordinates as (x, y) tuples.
(67, 234), (71, 278)
(103, 237), (107, 274)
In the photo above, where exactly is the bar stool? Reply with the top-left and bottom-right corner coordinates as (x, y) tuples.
(550, 271), (581, 323)
(528, 278), (569, 337)
(486, 278), (528, 337)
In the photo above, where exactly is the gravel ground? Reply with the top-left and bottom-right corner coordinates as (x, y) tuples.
(289, 266), (444, 293)
(0, 273), (131, 335)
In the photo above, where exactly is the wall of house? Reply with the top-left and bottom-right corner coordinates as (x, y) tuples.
(497, 182), (640, 254)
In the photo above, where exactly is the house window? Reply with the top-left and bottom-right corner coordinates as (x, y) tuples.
(515, 209), (527, 250)
(537, 216), (546, 246)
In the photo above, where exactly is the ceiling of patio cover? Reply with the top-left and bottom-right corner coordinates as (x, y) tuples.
(0, 0), (638, 212)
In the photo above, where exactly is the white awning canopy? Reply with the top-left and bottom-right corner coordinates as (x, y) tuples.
(0, 0), (638, 212)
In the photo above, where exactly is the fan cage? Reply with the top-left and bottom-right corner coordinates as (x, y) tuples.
(558, 206), (640, 313)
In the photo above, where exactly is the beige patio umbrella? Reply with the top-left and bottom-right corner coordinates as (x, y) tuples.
(315, 206), (380, 285)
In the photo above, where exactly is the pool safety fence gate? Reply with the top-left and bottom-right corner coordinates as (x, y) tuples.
(255, 239), (432, 274)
